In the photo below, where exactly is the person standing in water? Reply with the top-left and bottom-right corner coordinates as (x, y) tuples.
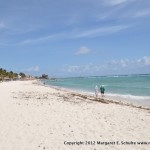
(95, 85), (98, 98)
(100, 85), (105, 97)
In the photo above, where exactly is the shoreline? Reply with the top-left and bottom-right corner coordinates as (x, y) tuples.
(0, 80), (150, 150)
(38, 80), (150, 110)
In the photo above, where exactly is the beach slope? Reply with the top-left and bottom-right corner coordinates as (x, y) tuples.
(0, 80), (149, 150)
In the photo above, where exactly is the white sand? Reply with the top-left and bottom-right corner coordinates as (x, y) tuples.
(0, 80), (150, 150)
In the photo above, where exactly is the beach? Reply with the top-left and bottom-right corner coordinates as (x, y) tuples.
(0, 80), (150, 150)
(46, 75), (150, 108)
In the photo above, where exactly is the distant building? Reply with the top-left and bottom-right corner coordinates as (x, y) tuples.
(25, 74), (34, 79)
(4, 77), (11, 81)
(18, 74), (21, 79)
(42, 74), (48, 79)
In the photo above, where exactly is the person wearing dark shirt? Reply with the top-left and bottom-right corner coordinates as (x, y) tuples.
(100, 85), (105, 97)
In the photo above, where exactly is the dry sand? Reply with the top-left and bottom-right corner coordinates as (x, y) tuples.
(0, 80), (150, 150)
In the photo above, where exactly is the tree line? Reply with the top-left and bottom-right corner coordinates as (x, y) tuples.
(0, 68), (26, 81)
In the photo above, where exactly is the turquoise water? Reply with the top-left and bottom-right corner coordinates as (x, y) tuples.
(45, 75), (150, 107)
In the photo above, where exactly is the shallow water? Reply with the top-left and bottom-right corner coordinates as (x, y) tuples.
(45, 75), (150, 107)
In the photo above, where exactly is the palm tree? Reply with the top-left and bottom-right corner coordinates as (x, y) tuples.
(9, 71), (14, 79)
(19, 72), (26, 78)
(0, 68), (27, 81)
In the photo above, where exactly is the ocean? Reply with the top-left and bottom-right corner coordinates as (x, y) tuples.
(44, 75), (150, 107)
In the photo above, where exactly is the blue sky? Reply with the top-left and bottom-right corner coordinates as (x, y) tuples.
(0, 0), (150, 77)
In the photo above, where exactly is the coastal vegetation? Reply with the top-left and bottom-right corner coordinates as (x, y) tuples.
(0, 68), (26, 81)
(0, 67), (52, 81)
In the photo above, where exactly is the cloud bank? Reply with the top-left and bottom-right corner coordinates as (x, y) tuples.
(61, 56), (150, 76)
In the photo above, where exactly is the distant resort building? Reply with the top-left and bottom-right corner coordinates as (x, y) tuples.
(39, 74), (49, 79)
(25, 74), (35, 80)
(18, 74), (21, 79)
(4, 77), (11, 81)
(0, 73), (35, 82)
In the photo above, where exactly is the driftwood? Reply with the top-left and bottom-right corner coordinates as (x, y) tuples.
(70, 93), (109, 104)
(70, 92), (150, 111)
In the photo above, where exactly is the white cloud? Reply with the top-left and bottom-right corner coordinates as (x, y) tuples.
(67, 65), (81, 73)
(74, 25), (129, 38)
(134, 10), (150, 18)
(103, 0), (127, 6)
(18, 25), (130, 46)
(75, 46), (91, 55)
(109, 59), (130, 67)
(19, 35), (58, 45)
(61, 56), (150, 76)
(23, 66), (40, 72)
(96, 1), (150, 21)
(137, 56), (150, 66)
